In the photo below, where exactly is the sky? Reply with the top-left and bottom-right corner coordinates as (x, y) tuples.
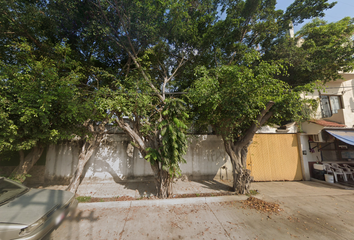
(276, 0), (354, 32)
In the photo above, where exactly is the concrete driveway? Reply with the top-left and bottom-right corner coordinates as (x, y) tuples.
(48, 181), (354, 240)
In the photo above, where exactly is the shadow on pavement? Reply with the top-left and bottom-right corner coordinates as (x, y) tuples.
(188, 179), (233, 191)
(43, 209), (99, 240)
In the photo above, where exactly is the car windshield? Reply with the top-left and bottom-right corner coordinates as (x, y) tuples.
(0, 177), (28, 205)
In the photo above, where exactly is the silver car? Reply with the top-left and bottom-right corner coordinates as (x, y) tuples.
(0, 177), (78, 240)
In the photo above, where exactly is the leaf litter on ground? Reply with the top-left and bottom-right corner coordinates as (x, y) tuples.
(242, 196), (283, 215)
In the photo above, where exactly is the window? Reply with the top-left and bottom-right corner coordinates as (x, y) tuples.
(320, 95), (342, 118)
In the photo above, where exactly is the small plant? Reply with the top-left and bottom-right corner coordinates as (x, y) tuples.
(76, 196), (92, 203)
(100, 199), (104, 202)
(4, 173), (32, 183)
(249, 190), (259, 195)
(196, 193), (200, 197)
(246, 189), (259, 197)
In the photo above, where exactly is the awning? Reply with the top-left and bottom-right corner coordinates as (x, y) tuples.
(326, 130), (354, 146)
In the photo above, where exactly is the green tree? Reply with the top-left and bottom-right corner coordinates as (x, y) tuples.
(1, 0), (346, 196)
(190, 53), (310, 193)
(0, 40), (90, 181)
(205, 0), (336, 66)
(85, 0), (217, 198)
(144, 98), (189, 195)
(189, 0), (346, 194)
(1, 0), (112, 188)
(264, 17), (354, 86)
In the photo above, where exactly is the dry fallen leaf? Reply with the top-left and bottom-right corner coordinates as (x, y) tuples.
(242, 197), (283, 214)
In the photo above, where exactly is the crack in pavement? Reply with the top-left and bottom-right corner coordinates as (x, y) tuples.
(205, 202), (232, 240)
(119, 202), (132, 240)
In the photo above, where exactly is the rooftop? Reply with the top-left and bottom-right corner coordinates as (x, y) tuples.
(309, 119), (345, 128)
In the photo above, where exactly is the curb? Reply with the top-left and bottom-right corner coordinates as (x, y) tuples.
(78, 195), (249, 210)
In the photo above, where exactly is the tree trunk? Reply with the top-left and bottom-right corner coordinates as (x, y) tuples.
(220, 102), (274, 194)
(11, 145), (44, 182)
(67, 119), (109, 193)
(232, 162), (252, 195)
(150, 162), (173, 199)
(224, 140), (253, 194)
(115, 119), (175, 198)
(66, 140), (99, 193)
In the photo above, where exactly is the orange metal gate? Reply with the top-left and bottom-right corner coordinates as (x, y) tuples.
(246, 134), (302, 181)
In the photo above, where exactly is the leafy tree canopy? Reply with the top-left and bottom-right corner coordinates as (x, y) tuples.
(1, 0), (351, 195)
(188, 0), (351, 194)
(0, 40), (91, 153)
(265, 17), (354, 86)
(190, 51), (307, 139)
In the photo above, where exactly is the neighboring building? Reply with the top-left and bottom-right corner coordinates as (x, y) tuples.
(298, 72), (354, 180)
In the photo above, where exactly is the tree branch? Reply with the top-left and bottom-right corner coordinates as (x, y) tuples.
(97, 1), (164, 102)
(115, 118), (146, 153)
(2, 11), (43, 51)
(241, 101), (274, 144)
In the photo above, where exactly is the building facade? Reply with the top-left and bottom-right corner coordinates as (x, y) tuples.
(298, 73), (354, 180)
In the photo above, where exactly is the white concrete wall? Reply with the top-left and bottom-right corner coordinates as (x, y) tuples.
(44, 134), (231, 183)
(45, 142), (80, 182)
(298, 134), (322, 180)
(181, 135), (231, 179)
(257, 123), (297, 133)
(342, 79), (354, 127)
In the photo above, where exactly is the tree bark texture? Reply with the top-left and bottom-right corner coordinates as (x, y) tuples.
(115, 118), (173, 198)
(223, 140), (253, 194)
(67, 120), (108, 193)
(221, 101), (274, 194)
(232, 153), (253, 195)
(150, 162), (173, 198)
(11, 145), (44, 181)
(66, 140), (99, 193)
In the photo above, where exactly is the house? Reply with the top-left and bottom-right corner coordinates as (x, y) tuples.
(298, 72), (354, 180)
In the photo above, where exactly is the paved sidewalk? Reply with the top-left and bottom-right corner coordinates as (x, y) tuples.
(37, 176), (352, 199)
(46, 180), (354, 240)
(36, 178), (235, 198)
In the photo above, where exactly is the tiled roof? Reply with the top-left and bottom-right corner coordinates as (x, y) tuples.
(309, 119), (345, 127)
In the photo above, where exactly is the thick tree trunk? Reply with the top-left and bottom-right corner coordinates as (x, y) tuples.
(220, 102), (274, 194)
(11, 145), (44, 182)
(224, 140), (253, 194)
(232, 161), (252, 194)
(150, 162), (173, 199)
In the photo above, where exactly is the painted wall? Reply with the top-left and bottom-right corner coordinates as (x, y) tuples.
(297, 134), (322, 180)
(44, 133), (302, 184)
(44, 134), (232, 184)
(257, 123), (297, 134)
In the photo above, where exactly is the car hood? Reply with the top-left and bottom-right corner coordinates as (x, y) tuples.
(0, 188), (74, 225)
